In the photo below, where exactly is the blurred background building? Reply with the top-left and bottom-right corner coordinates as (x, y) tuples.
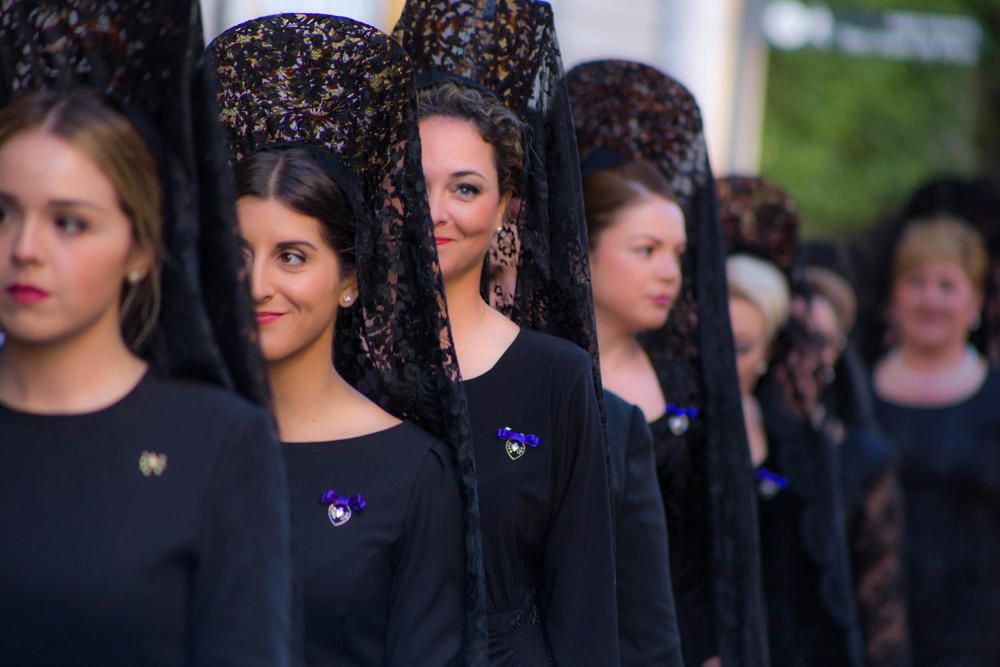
(200, 0), (997, 238)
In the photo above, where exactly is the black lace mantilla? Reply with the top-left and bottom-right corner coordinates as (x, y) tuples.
(568, 59), (769, 667)
(208, 15), (486, 663)
(393, 0), (603, 398)
(0, 0), (269, 406)
(716, 175), (824, 418)
(717, 175), (866, 666)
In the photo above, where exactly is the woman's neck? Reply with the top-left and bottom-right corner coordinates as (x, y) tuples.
(876, 339), (987, 407)
(595, 314), (643, 373)
(0, 314), (145, 413)
(897, 340), (969, 374)
(442, 267), (519, 379)
(595, 312), (666, 421)
(267, 327), (352, 438)
(443, 268), (489, 341)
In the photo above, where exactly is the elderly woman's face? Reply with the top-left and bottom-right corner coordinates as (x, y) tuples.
(891, 259), (982, 354)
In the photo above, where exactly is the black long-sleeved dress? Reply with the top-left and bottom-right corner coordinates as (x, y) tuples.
(282, 422), (465, 666)
(875, 369), (1000, 667)
(829, 346), (911, 667)
(0, 371), (291, 667)
(605, 389), (683, 666)
(648, 357), (715, 665)
(463, 329), (619, 666)
(755, 376), (864, 667)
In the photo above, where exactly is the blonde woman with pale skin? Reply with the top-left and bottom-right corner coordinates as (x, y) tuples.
(873, 216), (1000, 666)
(726, 254), (791, 467)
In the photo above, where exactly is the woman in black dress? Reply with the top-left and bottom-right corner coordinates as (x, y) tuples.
(716, 175), (864, 667)
(574, 157), (687, 665)
(801, 257), (912, 667)
(871, 214), (1000, 666)
(569, 60), (769, 667)
(0, 3), (290, 665)
(210, 14), (484, 666)
(394, 2), (618, 664)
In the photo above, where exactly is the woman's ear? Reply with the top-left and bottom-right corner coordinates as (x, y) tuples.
(495, 192), (517, 231)
(124, 244), (155, 284)
(338, 272), (359, 309)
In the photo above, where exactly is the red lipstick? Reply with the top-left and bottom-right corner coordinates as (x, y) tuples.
(7, 284), (50, 304)
(255, 311), (284, 325)
(435, 237), (453, 246)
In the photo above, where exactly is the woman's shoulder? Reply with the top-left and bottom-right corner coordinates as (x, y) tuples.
(512, 328), (593, 374)
(142, 372), (269, 426)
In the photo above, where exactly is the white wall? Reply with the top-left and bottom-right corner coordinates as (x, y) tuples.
(202, 0), (385, 41)
(549, 0), (754, 172)
(201, 0), (765, 172)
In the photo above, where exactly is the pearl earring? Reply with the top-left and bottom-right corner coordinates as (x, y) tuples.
(343, 295), (353, 305)
(128, 271), (141, 285)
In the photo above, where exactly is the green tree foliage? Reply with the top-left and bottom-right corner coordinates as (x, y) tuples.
(759, 0), (988, 237)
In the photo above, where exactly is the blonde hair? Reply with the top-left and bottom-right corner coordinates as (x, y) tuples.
(727, 253), (790, 345)
(893, 215), (988, 291)
(0, 89), (162, 349)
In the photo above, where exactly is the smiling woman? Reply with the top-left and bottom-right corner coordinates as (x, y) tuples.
(234, 149), (357, 373)
(210, 13), (482, 664)
(412, 58), (620, 667)
(872, 215), (1000, 666)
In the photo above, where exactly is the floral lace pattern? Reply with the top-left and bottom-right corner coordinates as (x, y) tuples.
(394, 0), (602, 391)
(209, 15), (486, 662)
(716, 175), (824, 418)
(718, 175), (867, 665)
(568, 59), (769, 667)
(0, 0), (269, 406)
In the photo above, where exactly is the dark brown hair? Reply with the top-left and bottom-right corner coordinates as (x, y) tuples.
(416, 80), (525, 197)
(0, 89), (162, 349)
(582, 160), (676, 248)
(234, 148), (356, 276)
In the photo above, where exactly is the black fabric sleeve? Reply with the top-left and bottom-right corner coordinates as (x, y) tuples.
(655, 423), (716, 665)
(617, 405), (684, 666)
(188, 408), (292, 667)
(851, 462), (912, 667)
(386, 443), (465, 666)
(542, 351), (620, 666)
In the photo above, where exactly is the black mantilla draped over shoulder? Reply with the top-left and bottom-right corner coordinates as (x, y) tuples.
(208, 14), (486, 663)
(568, 59), (769, 667)
(392, 0), (602, 397)
(0, 0), (268, 404)
(0, 3), (289, 665)
(717, 174), (866, 667)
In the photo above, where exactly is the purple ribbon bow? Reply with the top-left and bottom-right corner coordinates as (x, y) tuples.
(665, 403), (699, 419)
(755, 467), (789, 491)
(496, 427), (540, 448)
(319, 489), (367, 511)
